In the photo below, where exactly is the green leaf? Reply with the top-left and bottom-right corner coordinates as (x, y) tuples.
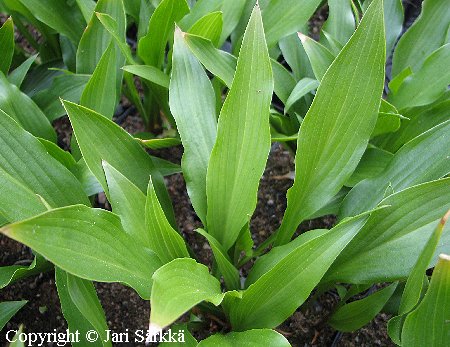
(206, 5), (273, 250)
(401, 254), (450, 346)
(139, 137), (182, 150)
(178, 0), (220, 30)
(0, 301), (27, 330)
(399, 210), (449, 315)
(228, 212), (369, 330)
(1, 205), (163, 299)
(322, 0), (355, 46)
(245, 229), (328, 287)
(197, 329), (291, 347)
(275, 0), (385, 245)
(70, 159), (103, 197)
(80, 41), (117, 119)
(149, 258), (224, 331)
(17, 0), (85, 44)
(375, 100), (450, 152)
(102, 161), (147, 244)
(0, 72), (56, 141)
(340, 120), (450, 218)
(218, 0), (247, 45)
(76, 0), (126, 74)
(0, 110), (89, 208)
(271, 59), (297, 105)
(8, 325), (25, 347)
(327, 178), (450, 284)
(184, 33), (236, 87)
(260, 0), (322, 47)
(62, 100), (175, 225)
(0, 18), (14, 75)
(32, 73), (90, 121)
(284, 77), (319, 113)
(55, 268), (105, 347)
(388, 44), (450, 110)
(76, 0), (96, 23)
(0, 168), (48, 223)
(279, 32), (315, 80)
(66, 272), (110, 346)
(372, 113), (402, 138)
(38, 137), (77, 170)
(0, 254), (50, 289)
(197, 228), (240, 290)
(345, 147), (393, 187)
(7, 54), (37, 88)
(382, 0), (403, 55)
(145, 177), (190, 263)
(138, 0), (190, 67)
(95, 12), (135, 65)
(298, 33), (336, 81)
(188, 11), (223, 46)
(391, 0), (450, 77)
(122, 65), (170, 88)
(170, 28), (217, 224)
(329, 283), (398, 332)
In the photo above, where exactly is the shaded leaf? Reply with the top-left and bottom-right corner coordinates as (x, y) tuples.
(197, 329), (291, 347)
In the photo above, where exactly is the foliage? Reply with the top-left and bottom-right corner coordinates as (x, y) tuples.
(0, 0), (449, 345)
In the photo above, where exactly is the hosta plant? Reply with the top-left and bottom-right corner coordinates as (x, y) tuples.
(0, 0), (449, 345)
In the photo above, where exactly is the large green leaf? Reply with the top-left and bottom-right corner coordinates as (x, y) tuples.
(62, 100), (175, 225)
(206, 5), (273, 250)
(401, 254), (450, 346)
(388, 44), (450, 110)
(260, 0), (321, 47)
(279, 32), (315, 80)
(327, 178), (450, 284)
(340, 120), (450, 218)
(16, 0), (85, 44)
(197, 329), (291, 347)
(329, 283), (397, 332)
(0, 110), (89, 209)
(1, 205), (162, 299)
(228, 213), (369, 330)
(76, 0), (126, 74)
(391, 0), (450, 77)
(80, 41), (117, 118)
(0, 18), (14, 75)
(284, 77), (319, 113)
(0, 72), (56, 141)
(149, 258), (224, 331)
(138, 0), (190, 67)
(102, 161), (147, 244)
(275, 0), (385, 245)
(145, 177), (190, 263)
(169, 28), (217, 224)
(55, 269), (108, 347)
(0, 301), (27, 330)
